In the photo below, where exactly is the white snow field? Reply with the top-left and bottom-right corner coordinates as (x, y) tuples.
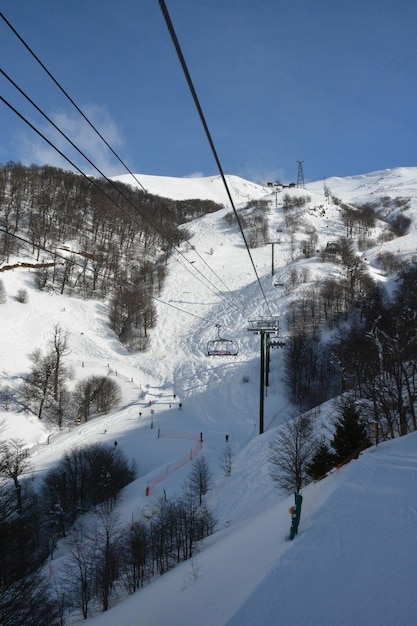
(1, 166), (417, 625)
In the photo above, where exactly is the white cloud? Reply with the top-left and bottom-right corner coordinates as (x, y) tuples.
(20, 104), (126, 177)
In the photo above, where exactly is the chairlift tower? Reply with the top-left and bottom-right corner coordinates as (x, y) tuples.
(248, 318), (285, 434)
(296, 160), (305, 188)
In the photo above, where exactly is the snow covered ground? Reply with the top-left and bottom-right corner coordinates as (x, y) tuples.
(1, 167), (417, 624)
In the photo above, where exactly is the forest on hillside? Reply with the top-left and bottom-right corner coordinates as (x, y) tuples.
(276, 191), (417, 443)
(0, 162), (222, 351)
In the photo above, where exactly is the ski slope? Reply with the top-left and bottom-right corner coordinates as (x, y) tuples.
(1, 167), (417, 624)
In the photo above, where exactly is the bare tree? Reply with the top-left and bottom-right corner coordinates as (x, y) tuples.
(301, 227), (318, 258)
(0, 385), (12, 411)
(269, 414), (316, 493)
(49, 324), (71, 402)
(0, 439), (30, 513)
(0, 572), (60, 626)
(120, 519), (150, 594)
(94, 509), (122, 612)
(187, 456), (213, 506)
(22, 349), (55, 419)
(72, 376), (121, 422)
(219, 443), (234, 477)
(288, 267), (300, 291)
(64, 527), (97, 620)
(94, 378), (121, 414)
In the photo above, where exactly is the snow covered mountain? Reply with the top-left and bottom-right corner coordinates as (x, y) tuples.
(113, 172), (270, 203)
(1, 166), (417, 625)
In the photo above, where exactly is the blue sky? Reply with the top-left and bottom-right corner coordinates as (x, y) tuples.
(1, 1), (416, 184)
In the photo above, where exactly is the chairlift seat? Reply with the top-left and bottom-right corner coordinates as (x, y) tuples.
(207, 324), (239, 356)
(207, 339), (238, 357)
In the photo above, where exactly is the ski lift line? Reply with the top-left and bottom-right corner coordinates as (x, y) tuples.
(158, 0), (273, 318)
(0, 74), (147, 225)
(0, 226), (155, 301)
(152, 296), (211, 322)
(331, 41), (417, 139)
(0, 97), (243, 312)
(300, 28), (417, 166)
(181, 244), (249, 315)
(171, 252), (247, 317)
(0, 226), (208, 323)
(0, 227), (91, 274)
(0, 95), (155, 236)
(0, 227), (234, 330)
(1, 67), (138, 198)
(0, 11), (147, 193)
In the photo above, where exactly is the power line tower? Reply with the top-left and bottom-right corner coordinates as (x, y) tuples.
(296, 160), (305, 188)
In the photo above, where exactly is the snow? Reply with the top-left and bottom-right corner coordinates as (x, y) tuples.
(87, 434), (417, 626)
(1, 167), (417, 624)
(113, 172), (269, 203)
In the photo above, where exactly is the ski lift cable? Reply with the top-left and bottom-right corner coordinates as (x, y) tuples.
(158, 0), (273, 317)
(1, 67), (142, 198)
(297, 27), (417, 166)
(0, 11), (147, 193)
(152, 297), (212, 323)
(178, 244), (249, 316)
(330, 32), (417, 139)
(170, 251), (248, 317)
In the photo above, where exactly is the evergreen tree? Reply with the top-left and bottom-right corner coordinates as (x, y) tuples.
(307, 439), (335, 480)
(332, 399), (371, 463)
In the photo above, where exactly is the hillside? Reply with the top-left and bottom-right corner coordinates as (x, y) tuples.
(1, 166), (417, 624)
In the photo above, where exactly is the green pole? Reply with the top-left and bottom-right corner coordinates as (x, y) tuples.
(259, 332), (265, 434)
(289, 492), (303, 540)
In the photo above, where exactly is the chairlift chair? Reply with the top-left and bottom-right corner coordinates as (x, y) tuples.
(268, 334), (286, 349)
(207, 324), (238, 357)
